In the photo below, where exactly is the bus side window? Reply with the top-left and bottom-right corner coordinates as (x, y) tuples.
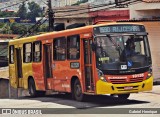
(9, 45), (14, 64)
(23, 43), (32, 63)
(33, 41), (41, 62)
(53, 37), (66, 61)
(67, 35), (80, 60)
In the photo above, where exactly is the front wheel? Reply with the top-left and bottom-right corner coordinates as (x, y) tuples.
(73, 79), (84, 101)
(28, 79), (38, 97)
(118, 94), (130, 100)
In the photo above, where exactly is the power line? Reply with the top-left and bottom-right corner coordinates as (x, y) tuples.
(40, 0), (48, 6)
(54, 0), (142, 13)
(55, 0), (142, 17)
(18, 17), (47, 38)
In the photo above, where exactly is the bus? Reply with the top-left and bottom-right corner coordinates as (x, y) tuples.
(9, 22), (153, 101)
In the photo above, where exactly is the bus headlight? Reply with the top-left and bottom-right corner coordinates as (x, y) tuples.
(146, 73), (152, 79)
(146, 67), (152, 79)
(97, 69), (107, 82)
(99, 76), (107, 82)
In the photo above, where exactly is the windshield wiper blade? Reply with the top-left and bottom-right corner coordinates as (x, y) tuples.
(106, 35), (122, 52)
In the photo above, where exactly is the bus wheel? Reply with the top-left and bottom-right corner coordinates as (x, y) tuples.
(73, 79), (84, 101)
(118, 94), (130, 100)
(28, 79), (38, 97)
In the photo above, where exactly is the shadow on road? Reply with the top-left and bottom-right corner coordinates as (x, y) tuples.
(18, 93), (150, 109)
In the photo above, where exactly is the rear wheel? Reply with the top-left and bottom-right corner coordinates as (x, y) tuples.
(118, 94), (130, 100)
(73, 79), (84, 101)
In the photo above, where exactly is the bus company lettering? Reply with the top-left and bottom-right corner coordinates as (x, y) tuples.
(108, 76), (127, 79)
(11, 109), (42, 114)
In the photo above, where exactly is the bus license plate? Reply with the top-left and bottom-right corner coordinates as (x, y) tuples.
(124, 86), (133, 90)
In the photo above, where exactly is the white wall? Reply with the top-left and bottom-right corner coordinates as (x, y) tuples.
(129, 2), (160, 19)
(88, 0), (114, 5)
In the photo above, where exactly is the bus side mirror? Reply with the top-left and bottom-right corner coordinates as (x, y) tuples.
(91, 42), (96, 51)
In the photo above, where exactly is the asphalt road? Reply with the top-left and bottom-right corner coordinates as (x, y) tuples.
(0, 85), (160, 117)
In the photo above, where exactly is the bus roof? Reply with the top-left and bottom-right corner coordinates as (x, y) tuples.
(9, 22), (145, 45)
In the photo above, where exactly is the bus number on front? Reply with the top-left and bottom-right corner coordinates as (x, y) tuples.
(132, 73), (144, 78)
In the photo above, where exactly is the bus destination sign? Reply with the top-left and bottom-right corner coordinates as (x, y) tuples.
(94, 25), (146, 34)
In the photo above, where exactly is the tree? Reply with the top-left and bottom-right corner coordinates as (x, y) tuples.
(16, 2), (27, 19)
(1, 23), (12, 34)
(27, 2), (43, 20)
(10, 23), (27, 34)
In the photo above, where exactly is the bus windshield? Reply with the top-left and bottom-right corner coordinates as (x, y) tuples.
(95, 34), (151, 73)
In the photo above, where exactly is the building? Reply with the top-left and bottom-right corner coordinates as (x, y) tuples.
(130, 0), (160, 20)
(54, 4), (91, 28)
(127, 0), (160, 81)
(54, 0), (131, 25)
(52, 0), (81, 7)
(0, 0), (46, 12)
(0, 0), (20, 12)
(89, 8), (129, 23)
(88, 0), (130, 23)
(88, 0), (114, 5)
(0, 0), (9, 3)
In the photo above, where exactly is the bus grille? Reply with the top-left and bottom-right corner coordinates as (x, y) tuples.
(109, 77), (144, 84)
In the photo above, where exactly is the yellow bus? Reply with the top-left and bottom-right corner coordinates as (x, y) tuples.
(9, 22), (153, 101)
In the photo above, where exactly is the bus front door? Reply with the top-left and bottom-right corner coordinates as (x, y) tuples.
(83, 39), (94, 92)
(15, 48), (23, 87)
(43, 44), (53, 90)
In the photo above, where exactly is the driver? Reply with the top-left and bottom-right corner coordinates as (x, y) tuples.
(120, 38), (137, 61)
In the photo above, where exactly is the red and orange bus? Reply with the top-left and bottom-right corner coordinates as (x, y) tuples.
(9, 22), (153, 101)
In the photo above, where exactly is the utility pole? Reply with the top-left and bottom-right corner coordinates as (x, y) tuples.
(115, 0), (119, 6)
(48, 0), (54, 31)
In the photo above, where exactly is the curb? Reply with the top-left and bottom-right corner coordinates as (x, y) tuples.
(153, 81), (160, 85)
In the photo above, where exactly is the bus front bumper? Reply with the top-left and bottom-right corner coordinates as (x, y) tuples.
(96, 76), (153, 95)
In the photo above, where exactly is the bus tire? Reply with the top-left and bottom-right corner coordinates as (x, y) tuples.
(73, 79), (84, 101)
(118, 94), (130, 100)
(28, 79), (38, 97)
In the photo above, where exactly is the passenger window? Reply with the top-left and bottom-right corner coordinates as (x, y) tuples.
(53, 37), (66, 61)
(9, 45), (14, 64)
(23, 43), (32, 63)
(67, 35), (80, 60)
(33, 41), (41, 62)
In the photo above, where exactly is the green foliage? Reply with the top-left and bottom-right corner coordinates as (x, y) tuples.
(15, 1), (43, 20)
(0, 23), (4, 28)
(38, 24), (49, 32)
(0, 23), (12, 34)
(0, 1), (45, 35)
(27, 2), (43, 20)
(0, 22), (48, 35)
(16, 2), (27, 19)
(10, 23), (28, 34)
